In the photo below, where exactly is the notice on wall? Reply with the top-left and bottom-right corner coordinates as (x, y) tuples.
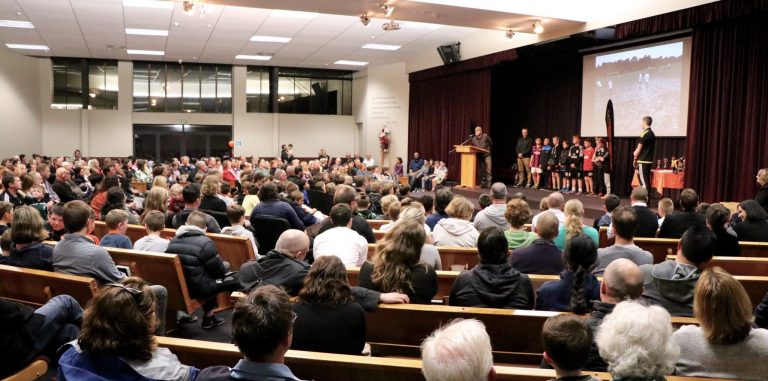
(371, 95), (402, 129)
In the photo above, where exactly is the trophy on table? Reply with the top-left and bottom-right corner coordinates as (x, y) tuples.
(663, 158), (668, 169)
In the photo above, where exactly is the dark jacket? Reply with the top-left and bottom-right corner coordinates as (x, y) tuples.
(165, 226), (228, 298)
(172, 208), (222, 233)
(535, 271), (600, 312)
(52, 179), (80, 203)
(632, 205), (659, 238)
(200, 195), (227, 214)
(1, 243), (54, 271)
(359, 261), (437, 304)
(252, 200), (305, 231)
(425, 212), (448, 231)
(508, 239), (563, 275)
(756, 186), (768, 214)
(712, 227), (740, 256)
(658, 211), (706, 239)
(734, 219), (768, 242)
(318, 214), (375, 243)
(449, 264), (534, 309)
(584, 301), (614, 371)
(756, 290), (768, 329)
(0, 299), (45, 378)
(44, 223), (67, 241)
(640, 260), (699, 317)
(515, 136), (534, 157)
(291, 301), (366, 355)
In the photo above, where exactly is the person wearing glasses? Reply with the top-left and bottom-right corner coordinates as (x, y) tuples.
(198, 285), (305, 381)
(58, 277), (199, 381)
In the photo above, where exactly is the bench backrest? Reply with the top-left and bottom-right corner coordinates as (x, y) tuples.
(667, 255), (768, 277)
(366, 244), (480, 270)
(0, 264), (99, 307)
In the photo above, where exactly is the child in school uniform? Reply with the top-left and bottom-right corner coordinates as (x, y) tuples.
(583, 138), (595, 195)
(531, 137), (543, 189)
(540, 137), (553, 190)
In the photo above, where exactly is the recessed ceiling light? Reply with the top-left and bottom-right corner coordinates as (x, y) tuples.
(125, 28), (169, 36)
(235, 54), (272, 61)
(173, 21), (180, 27)
(271, 10), (317, 19)
(400, 21), (442, 30)
(5, 43), (48, 50)
(122, 0), (174, 10)
(127, 49), (165, 55)
(362, 43), (401, 51)
(334, 60), (368, 66)
(250, 35), (292, 43)
(0, 20), (34, 28)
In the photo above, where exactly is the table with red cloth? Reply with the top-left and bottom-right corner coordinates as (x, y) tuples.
(631, 169), (685, 195)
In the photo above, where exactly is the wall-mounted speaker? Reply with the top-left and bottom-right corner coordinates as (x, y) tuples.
(437, 42), (461, 64)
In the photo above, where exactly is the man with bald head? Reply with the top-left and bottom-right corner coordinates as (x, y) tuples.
(508, 212), (563, 274)
(238, 229), (408, 310)
(316, 185), (375, 243)
(531, 193), (566, 230)
(473, 182), (510, 230)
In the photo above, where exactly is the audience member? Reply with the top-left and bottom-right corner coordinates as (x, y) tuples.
(221, 204), (260, 257)
(595, 301), (679, 381)
(45, 203), (67, 241)
(509, 212), (563, 274)
(250, 182), (304, 230)
(89, 175), (119, 217)
(425, 188), (453, 230)
(286, 190), (319, 227)
(705, 203), (740, 256)
(172, 184), (222, 233)
(313, 203), (368, 267)
(378, 196), (401, 228)
(58, 278), (197, 380)
(504, 198), (537, 250)
(292, 256), (366, 355)
(477, 194), (491, 211)
(541, 315), (600, 381)
(593, 194), (620, 229)
(593, 206), (653, 275)
(241, 183), (260, 216)
(756, 168), (768, 213)
(395, 201), (441, 269)
(640, 226), (716, 316)
(376, 194), (399, 220)
(659, 189), (706, 238)
(99, 209), (133, 249)
(420, 319), (495, 381)
(359, 220), (437, 304)
(473, 183), (510, 230)
(0, 295), (81, 378)
(734, 199), (768, 242)
(536, 235), (599, 313)
(657, 197), (674, 227)
(199, 176), (227, 213)
(433, 196), (479, 247)
(133, 210), (170, 252)
(628, 187), (658, 238)
(355, 194), (377, 220)
(450, 227), (533, 309)
(51, 168), (81, 203)
(0, 201), (12, 235)
(2, 205), (53, 270)
(531, 193), (566, 230)
(316, 185), (375, 243)
(1, 173), (23, 207)
(100, 187), (139, 224)
(554, 199), (598, 251)
(0, 229), (10, 256)
(673, 267), (768, 379)
(695, 202), (710, 215)
(140, 186), (169, 223)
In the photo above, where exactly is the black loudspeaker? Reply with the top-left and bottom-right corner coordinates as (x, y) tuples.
(437, 42), (461, 64)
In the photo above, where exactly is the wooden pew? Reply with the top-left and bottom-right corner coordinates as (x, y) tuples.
(0, 264), (99, 308)
(131, 181), (147, 193)
(667, 255), (768, 277)
(4, 359), (48, 381)
(633, 237), (678, 263)
(366, 243), (480, 271)
(367, 220), (389, 230)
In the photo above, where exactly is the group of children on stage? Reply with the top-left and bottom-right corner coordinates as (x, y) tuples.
(526, 135), (612, 197)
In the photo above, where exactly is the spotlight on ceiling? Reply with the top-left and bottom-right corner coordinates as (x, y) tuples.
(505, 29), (514, 39)
(532, 20), (544, 34)
(382, 20), (401, 31)
(360, 12), (371, 26)
(379, 1), (394, 17)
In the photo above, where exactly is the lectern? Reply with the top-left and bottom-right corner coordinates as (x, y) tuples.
(454, 145), (489, 188)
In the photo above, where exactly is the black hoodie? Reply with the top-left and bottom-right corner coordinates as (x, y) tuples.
(449, 263), (534, 309)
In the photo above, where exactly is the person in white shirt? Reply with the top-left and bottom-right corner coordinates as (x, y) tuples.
(220, 205), (260, 258)
(313, 203), (368, 267)
(133, 211), (170, 252)
(363, 153), (375, 168)
(531, 193), (566, 230)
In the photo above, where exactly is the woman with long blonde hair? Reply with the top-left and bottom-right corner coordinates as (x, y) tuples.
(554, 199), (598, 250)
(359, 219), (437, 304)
(141, 187), (169, 223)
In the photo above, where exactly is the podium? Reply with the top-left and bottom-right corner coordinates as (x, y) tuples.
(454, 145), (489, 188)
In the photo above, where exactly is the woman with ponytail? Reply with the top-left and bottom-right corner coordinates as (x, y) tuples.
(554, 199), (599, 251)
(535, 235), (599, 313)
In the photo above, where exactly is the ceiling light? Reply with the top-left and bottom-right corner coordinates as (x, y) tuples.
(250, 35), (291, 43)
(235, 54), (272, 60)
(0, 20), (34, 28)
(125, 28), (168, 36)
(122, 0), (174, 9)
(127, 49), (165, 55)
(360, 13), (371, 26)
(505, 29), (514, 39)
(382, 20), (401, 31)
(271, 10), (318, 19)
(335, 60), (368, 66)
(532, 20), (544, 34)
(5, 43), (49, 50)
(362, 43), (401, 51)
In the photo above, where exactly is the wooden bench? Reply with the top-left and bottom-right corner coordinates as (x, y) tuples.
(367, 220), (389, 230)
(366, 244), (480, 271)
(3, 359), (48, 381)
(667, 255), (768, 277)
(0, 264), (99, 308)
(93, 221), (256, 270)
(131, 181), (148, 193)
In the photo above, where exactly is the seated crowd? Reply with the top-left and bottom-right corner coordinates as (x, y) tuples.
(1, 151), (768, 381)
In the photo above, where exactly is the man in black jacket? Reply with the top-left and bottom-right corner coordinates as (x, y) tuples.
(629, 187), (658, 238)
(239, 229), (407, 311)
(472, 126), (494, 188)
(658, 188), (706, 239)
(51, 167), (81, 203)
(0, 295), (82, 378)
(166, 211), (239, 329)
(515, 128), (533, 187)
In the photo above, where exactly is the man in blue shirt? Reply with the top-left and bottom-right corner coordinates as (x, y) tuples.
(408, 152), (424, 174)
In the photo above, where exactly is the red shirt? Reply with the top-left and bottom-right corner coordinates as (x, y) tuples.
(531, 145), (542, 167)
(583, 147), (595, 171)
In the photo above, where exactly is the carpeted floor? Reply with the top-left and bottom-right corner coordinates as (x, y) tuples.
(168, 309), (234, 343)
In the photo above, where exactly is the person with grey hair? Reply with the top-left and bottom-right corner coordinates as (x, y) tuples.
(238, 229), (409, 309)
(473, 182), (510, 230)
(421, 319), (496, 381)
(596, 301), (679, 381)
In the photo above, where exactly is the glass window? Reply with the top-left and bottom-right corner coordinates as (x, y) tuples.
(268, 67), (353, 115)
(216, 66), (232, 113)
(148, 63), (166, 112)
(133, 63), (149, 112)
(87, 60), (118, 110)
(246, 68), (269, 113)
(293, 77), (311, 114)
(165, 64), (182, 112)
(52, 58), (117, 110)
(52, 58), (83, 109)
(133, 62), (232, 114)
(277, 75), (295, 113)
(342, 79), (352, 115)
(103, 63), (119, 110)
(200, 65), (217, 113)
(182, 65), (200, 112)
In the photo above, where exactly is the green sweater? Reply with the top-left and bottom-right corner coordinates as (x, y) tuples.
(505, 230), (538, 250)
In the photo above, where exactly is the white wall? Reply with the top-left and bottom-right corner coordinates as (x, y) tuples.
(0, 49), (42, 157)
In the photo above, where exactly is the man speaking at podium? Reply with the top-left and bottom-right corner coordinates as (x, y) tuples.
(471, 126), (493, 188)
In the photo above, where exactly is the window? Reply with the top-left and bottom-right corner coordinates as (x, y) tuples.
(246, 67), (270, 112)
(133, 62), (232, 113)
(52, 58), (118, 110)
(246, 67), (353, 115)
(133, 124), (232, 162)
